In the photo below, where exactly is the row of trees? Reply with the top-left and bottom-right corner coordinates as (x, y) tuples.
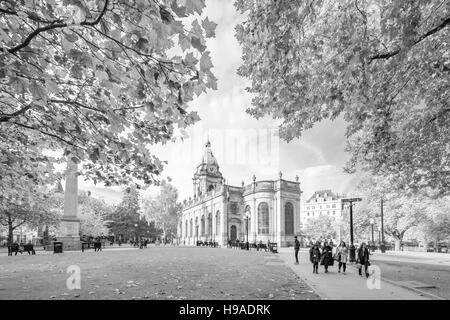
(304, 174), (450, 250)
(236, 0), (449, 250)
(235, 0), (449, 197)
(0, 179), (182, 244)
(1, 1), (215, 243)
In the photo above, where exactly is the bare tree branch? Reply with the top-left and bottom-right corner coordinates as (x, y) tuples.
(6, 0), (109, 54)
(370, 16), (450, 62)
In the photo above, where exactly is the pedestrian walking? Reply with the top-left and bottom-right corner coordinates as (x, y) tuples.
(294, 236), (300, 264)
(357, 242), (371, 278)
(309, 242), (321, 274)
(335, 241), (349, 273)
(320, 242), (334, 273)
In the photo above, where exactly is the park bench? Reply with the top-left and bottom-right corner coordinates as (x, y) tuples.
(256, 243), (268, 252)
(7, 243), (21, 256)
(268, 242), (278, 253)
(23, 244), (36, 255)
(94, 241), (102, 251)
(81, 242), (92, 252)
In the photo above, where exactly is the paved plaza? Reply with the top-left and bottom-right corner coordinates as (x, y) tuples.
(0, 246), (319, 300)
(1, 246), (449, 300)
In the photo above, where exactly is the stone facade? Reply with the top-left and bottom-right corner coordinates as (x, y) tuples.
(177, 141), (302, 247)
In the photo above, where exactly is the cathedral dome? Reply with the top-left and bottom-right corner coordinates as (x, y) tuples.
(198, 140), (218, 167)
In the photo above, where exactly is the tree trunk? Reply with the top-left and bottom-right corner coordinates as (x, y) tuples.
(7, 215), (14, 245)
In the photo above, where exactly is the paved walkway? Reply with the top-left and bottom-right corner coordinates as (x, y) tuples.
(278, 251), (429, 300)
(371, 252), (450, 267)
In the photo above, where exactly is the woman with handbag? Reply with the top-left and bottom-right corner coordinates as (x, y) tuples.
(357, 242), (371, 278)
(335, 241), (349, 273)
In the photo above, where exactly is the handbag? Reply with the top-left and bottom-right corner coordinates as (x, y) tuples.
(333, 253), (341, 261)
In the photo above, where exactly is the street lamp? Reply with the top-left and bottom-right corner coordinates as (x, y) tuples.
(244, 212), (250, 250)
(342, 197), (362, 262)
(369, 218), (375, 251)
(134, 223), (138, 244)
(377, 225), (381, 246)
(380, 198), (386, 253)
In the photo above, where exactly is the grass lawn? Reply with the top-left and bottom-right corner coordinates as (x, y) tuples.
(0, 246), (319, 300)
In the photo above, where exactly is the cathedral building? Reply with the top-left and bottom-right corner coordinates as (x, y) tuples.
(177, 141), (302, 247)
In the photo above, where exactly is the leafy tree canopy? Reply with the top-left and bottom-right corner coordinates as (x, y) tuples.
(235, 0), (449, 195)
(77, 191), (112, 237)
(141, 178), (181, 238)
(304, 214), (338, 241)
(108, 184), (151, 239)
(1, 0), (217, 186)
(353, 173), (435, 249)
(0, 182), (61, 244)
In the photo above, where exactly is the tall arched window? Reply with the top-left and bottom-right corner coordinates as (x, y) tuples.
(208, 212), (212, 237)
(215, 211), (220, 236)
(185, 220), (188, 238)
(285, 202), (294, 235)
(190, 219), (193, 237)
(258, 202), (269, 235)
(195, 217), (199, 237)
(201, 215), (205, 236)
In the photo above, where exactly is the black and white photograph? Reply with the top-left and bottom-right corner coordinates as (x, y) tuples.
(0, 0), (449, 314)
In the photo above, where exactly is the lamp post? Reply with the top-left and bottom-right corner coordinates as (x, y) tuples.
(244, 212), (250, 250)
(369, 218), (375, 251)
(377, 226), (381, 246)
(342, 197), (362, 262)
(134, 223), (138, 244)
(380, 198), (386, 253)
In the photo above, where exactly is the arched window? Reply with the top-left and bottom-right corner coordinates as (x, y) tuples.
(207, 212), (212, 237)
(215, 211), (220, 236)
(230, 225), (237, 242)
(258, 202), (269, 235)
(208, 184), (214, 191)
(285, 202), (294, 235)
(189, 219), (193, 237)
(195, 217), (199, 237)
(185, 220), (188, 238)
(201, 215), (205, 236)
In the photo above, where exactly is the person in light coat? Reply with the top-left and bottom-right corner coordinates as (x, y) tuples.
(335, 241), (349, 273)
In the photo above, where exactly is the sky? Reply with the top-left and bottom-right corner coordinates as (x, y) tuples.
(77, 0), (361, 205)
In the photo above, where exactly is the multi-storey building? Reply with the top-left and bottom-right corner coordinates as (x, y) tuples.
(300, 190), (347, 242)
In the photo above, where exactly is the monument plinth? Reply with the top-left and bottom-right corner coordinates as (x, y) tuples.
(57, 159), (82, 251)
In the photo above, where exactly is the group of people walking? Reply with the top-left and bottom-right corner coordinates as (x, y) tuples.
(307, 241), (371, 277)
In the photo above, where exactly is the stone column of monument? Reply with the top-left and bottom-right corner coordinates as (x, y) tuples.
(57, 159), (82, 251)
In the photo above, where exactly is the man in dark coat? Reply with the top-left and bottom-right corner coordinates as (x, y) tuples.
(294, 236), (300, 264)
(309, 242), (321, 274)
(320, 242), (334, 273)
(357, 242), (371, 278)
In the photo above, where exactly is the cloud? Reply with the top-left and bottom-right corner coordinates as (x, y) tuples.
(76, 0), (356, 206)
(296, 165), (355, 201)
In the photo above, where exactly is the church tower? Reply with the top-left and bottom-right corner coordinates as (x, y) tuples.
(193, 140), (223, 197)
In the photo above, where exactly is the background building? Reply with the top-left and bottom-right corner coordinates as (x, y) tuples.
(178, 141), (302, 247)
(300, 190), (346, 242)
